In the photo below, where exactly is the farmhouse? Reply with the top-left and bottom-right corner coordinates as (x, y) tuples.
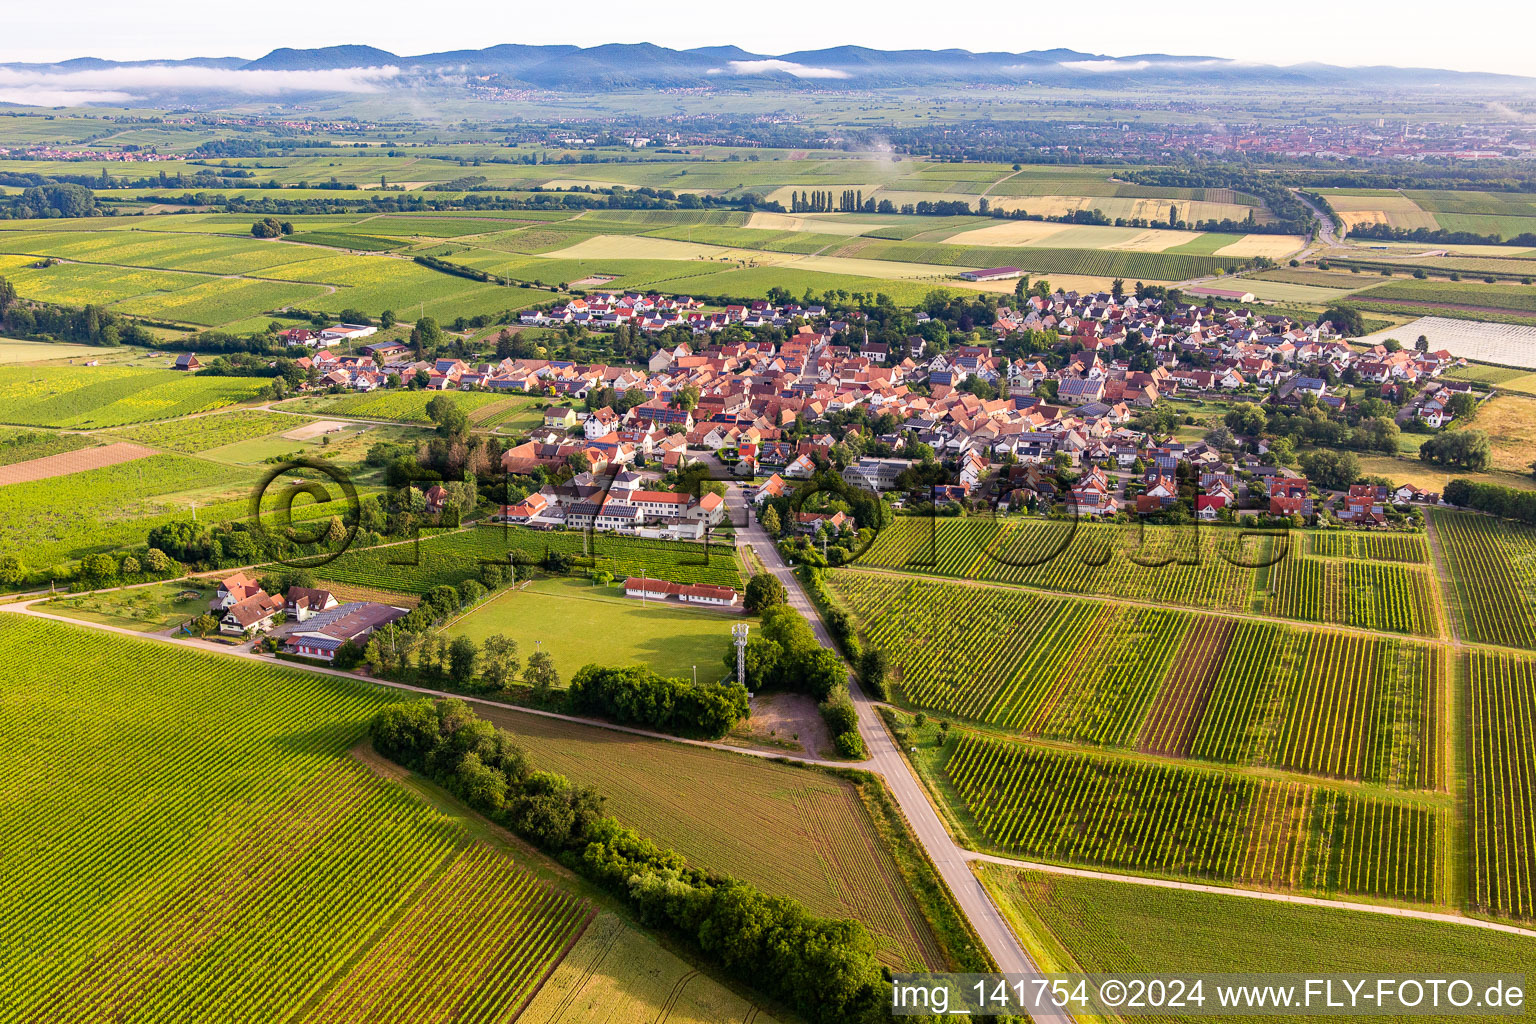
(959, 266), (1023, 282)
(171, 353), (200, 371)
(220, 591), (281, 636)
(284, 602), (409, 661)
(215, 572), (263, 609)
(284, 587), (339, 622)
(621, 577), (741, 608)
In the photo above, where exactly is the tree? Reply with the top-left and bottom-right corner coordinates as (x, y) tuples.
(333, 640), (364, 670)
(743, 573), (787, 613)
(1299, 449), (1360, 490)
(1224, 402), (1267, 437)
(425, 393), (469, 438)
(0, 554), (25, 587)
(1421, 429), (1492, 471)
(525, 650), (559, 695)
(250, 217), (284, 239)
(480, 635), (521, 690)
(1203, 424), (1238, 451)
(1415, 335), (1430, 353)
(1319, 306), (1365, 338)
(411, 316), (444, 348)
(859, 647), (889, 699)
(191, 613), (220, 637)
(758, 505), (782, 538)
(448, 636), (478, 681)
(80, 553), (117, 585)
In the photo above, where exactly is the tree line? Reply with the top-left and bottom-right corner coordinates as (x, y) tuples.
(1443, 477), (1536, 524)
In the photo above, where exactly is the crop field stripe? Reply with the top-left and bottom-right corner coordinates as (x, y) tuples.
(833, 570), (1441, 791)
(859, 518), (1437, 636)
(1138, 618), (1236, 757)
(1431, 511), (1536, 650)
(1467, 650), (1536, 920)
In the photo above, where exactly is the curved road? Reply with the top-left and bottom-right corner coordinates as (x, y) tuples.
(715, 468), (1071, 1019)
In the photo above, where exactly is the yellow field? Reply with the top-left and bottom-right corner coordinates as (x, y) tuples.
(538, 178), (715, 196)
(745, 211), (889, 235)
(519, 914), (777, 1024)
(0, 339), (128, 364)
(959, 195), (1260, 225)
(1103, 228), (1202, 252)
(942, 220), (1076, 246)
(1462, 395), (1536, 474)
(535, 234), (971, 282)
(1326, 194), (1437, 232)
(1352, 453), (1536, 493)
(1215, 234), (1307, 258)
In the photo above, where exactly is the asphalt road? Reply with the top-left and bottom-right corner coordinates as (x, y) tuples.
(718, 469), (1072, 1021)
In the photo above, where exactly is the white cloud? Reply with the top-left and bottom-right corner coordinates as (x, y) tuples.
(0, 64), (401, 105)
(0, 86), (136, 105)
(707, 59), (849, 79)
(1053, 58), (1231, 73)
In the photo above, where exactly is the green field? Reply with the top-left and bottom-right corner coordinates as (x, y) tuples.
(944, 731), (1444, 903)
(0, 615), (593, 1024)
(830, 572), (1442, 790)
(1355, 279), (1536, 314)
(1466, 649), (1536, 920)
(853, 517), (1442, 637)
(980, 865), (1533, 1023)
(470, 701), (945, 969)
(278, 389), (521, 424)
(0, 426), (96, 466)
(444, 577), (737, 682)
(107, 409), (305, 453)
(311, 526), (743, 595)
(0, 339), (130, 364)
(0, 366), (266, 428)
(0, 452), (252, 564)
(36, 580), (217, 632)
(1431, 510), (1536, 650)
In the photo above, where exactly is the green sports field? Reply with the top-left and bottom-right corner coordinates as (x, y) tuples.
(444, 577), (737, 681)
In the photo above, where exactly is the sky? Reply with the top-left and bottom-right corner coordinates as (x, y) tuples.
(4, 0), (1535, 78)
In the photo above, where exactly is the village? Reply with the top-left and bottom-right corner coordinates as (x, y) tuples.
(181, 285), (1482, 539)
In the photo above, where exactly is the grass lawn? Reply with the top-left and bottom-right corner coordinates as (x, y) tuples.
(1458, 394), (1536, 474)
(0, 339), (129, 364)
(1353, 453), (1536, 493)
(443, 576), (738, 681)
(978, 864), (1533, 1020)
(37, 580), (215, 632)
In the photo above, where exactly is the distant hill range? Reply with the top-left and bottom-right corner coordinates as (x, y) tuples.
(4, 43), (1533, 99)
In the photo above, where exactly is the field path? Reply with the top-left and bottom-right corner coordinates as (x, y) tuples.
(978, 167), (1025, 199)
(966, 850), (1536, 939)
(1424, 514), (1465, 647)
